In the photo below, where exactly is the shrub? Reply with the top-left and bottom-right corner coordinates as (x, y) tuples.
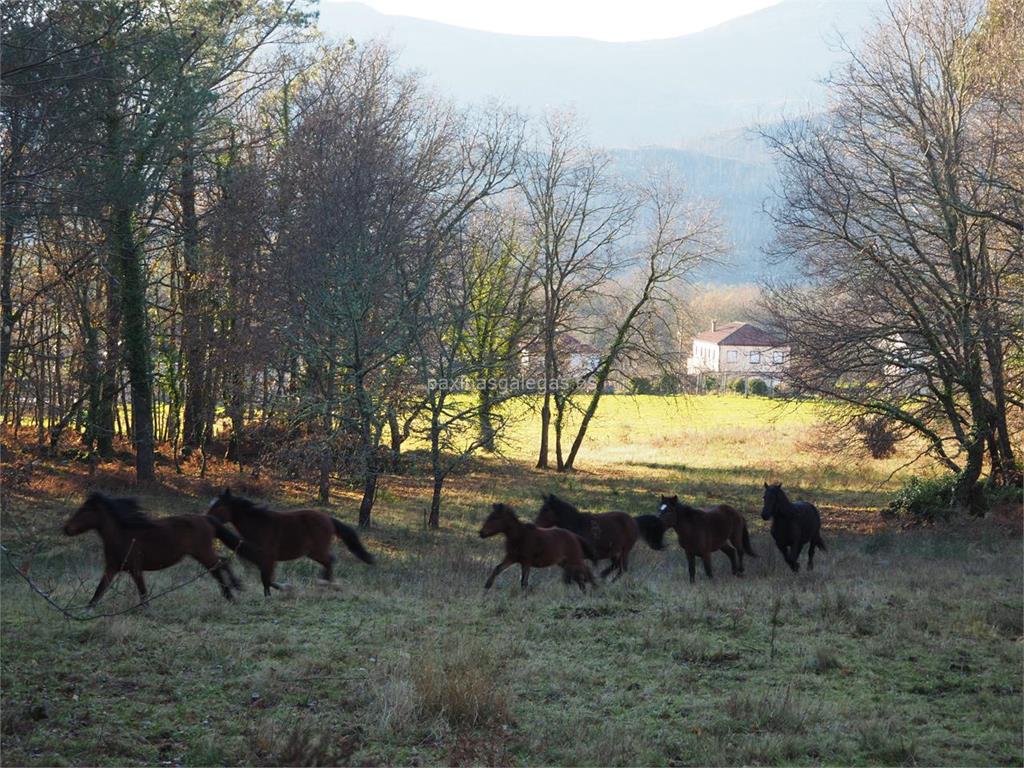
(885, 474), (958, 520)
(630, 376), (652, 395)
(703, 375), (718, 392)
(733, 378), (747, 394)
(854, 415), (898, 458)
(655, 373), (681, 394)
(748, 378), (769, 396)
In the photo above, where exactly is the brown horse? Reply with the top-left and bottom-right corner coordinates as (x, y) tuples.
(480, 503), (596, 591)
(658, 495), (757, 583)
(207, 488), (374, 596)
(63, 492), (249, 607)
(534, 494), (639, 580)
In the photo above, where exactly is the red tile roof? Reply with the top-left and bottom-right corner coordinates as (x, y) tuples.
(694, 322), (783, 347)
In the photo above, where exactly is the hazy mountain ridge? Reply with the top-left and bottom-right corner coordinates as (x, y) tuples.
(317, 0), (883, 281)
(611, 147), (777, 282)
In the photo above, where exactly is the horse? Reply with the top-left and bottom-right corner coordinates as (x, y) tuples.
(761, 483), (826, 572)
(62, 492), (250, 607)
(657, 495), (757, 583)
(206, 488), (374, 596)
(479, 503), (596, 591)
(534, 494), (641, 580)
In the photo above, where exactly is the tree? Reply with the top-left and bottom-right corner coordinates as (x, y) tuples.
(559, 179), (718, 471)
(276, 43), (521, 524)
(520, 113), (635, 469)
(762, 0), (1022, 510)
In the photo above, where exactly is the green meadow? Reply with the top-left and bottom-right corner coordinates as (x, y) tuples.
(2, 394), (1021, 766)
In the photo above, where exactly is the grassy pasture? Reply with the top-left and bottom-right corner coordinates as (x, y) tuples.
(2, 394), (1021, 766)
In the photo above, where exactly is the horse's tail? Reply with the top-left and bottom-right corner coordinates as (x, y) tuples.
(742, 522), (757, 557)
(813, 531), (827, 551)
(575, 534), (599, 563)
(634, 514), (666, 551)
(208, 518), (262, 566)
(331, 518), (375, 564)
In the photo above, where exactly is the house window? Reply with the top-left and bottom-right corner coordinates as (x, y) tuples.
(727, 350), (738, 363)
(773, 351), (784, 364)
(750, 351), (761, 364)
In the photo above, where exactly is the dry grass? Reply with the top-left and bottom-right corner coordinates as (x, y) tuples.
(1, 394), (1021, 766)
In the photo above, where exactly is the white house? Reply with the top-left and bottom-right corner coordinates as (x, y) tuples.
(686, 321), (788, 389)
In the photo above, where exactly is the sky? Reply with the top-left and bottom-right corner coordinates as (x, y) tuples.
(347, 0), (783, 42)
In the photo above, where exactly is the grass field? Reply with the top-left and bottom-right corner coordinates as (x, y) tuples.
(2, 394), (1021, 766)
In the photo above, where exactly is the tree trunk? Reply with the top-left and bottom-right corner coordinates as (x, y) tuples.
(113, 206), (155, 482)
(354, 371), (377, 527)
(536, 390), (550, 468)
(1, 221), (16, 390)
(479, 383), (496, 452)
(179, 139), (209, 449)
(428, 406), (443, 528)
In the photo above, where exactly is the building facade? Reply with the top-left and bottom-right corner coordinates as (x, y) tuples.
(686, 321), (788, 390)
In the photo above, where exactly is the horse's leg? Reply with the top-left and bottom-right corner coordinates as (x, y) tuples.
(519, 564), (531, 592)
(599, 559), (618, 579)
(222, 560), (243, 591)
(807, 541), (816, 572)
(701, 552), (714, 579)
(484, 557), (513, 589)
(613, 549), (630, 581)
(788, 542), (804, 572)
(87, 570), (116, 608)
(722, 542), (739, 575)
(318, 554), (336, 583)
(733, 533), (745, 574)
(197, 547), (235, 600)
(261, 561), (278, 597)
(686, 552), (697, 584)
(129, 570), (148, 604)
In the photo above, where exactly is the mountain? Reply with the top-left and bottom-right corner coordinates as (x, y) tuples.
(611, 146), (776, 282)
(318, 0), (883, 147)
(316, 0), (885, 282)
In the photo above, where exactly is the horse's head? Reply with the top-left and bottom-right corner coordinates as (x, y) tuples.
(534, 494), (559, 528)
(207, 487), (237, 524)
(63, 492), (109, 536)
(480, 503), (517, 538)
(762, 482), (784, 520)
(658, 495), (680, 527)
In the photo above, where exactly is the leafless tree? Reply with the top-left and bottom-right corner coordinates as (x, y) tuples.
(762, 0), (1022, 509)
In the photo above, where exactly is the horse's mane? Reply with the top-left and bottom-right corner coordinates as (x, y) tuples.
(544, 494), (587, 523)
(492, 502), (518, 518)
(766, 484), (793, 514)
(91, 492), (157, 529)
(222, 493), (274, 519)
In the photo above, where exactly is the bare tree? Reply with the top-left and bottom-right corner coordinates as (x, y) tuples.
(520, 113), (635, 469)
(762, 0), (1022, 509)
(561, 178), (720, 470)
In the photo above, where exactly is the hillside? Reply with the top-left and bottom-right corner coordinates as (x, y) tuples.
(318, 0), (883, 147)
(317, 0), (882, 281)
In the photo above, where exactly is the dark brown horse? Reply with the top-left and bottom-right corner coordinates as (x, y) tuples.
(762, 483), (826, 572)
(480, 503), (596, 591)
(534, 494), (640, 580)
(63, 492), (249, 607)
(207, 488), (374, 596)
(658, 495), (757, 583)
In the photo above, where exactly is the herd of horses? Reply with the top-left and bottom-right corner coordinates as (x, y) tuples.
(61, 484), (825, 607)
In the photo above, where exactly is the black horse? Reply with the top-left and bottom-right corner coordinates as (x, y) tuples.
(761, 483), (826, 572)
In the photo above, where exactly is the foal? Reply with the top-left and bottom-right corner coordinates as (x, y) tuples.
(207, 488), (374, 596)
(761, 483), (826, 572)
(63, 492), (247, 607)
(534, 494), (638, 580)
(658, 495), (757, 583)
(480, 503), (596, 591)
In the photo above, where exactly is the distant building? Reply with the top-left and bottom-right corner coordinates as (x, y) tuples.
(521, 335), (603, 390)
(686, 321), (788, 389)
